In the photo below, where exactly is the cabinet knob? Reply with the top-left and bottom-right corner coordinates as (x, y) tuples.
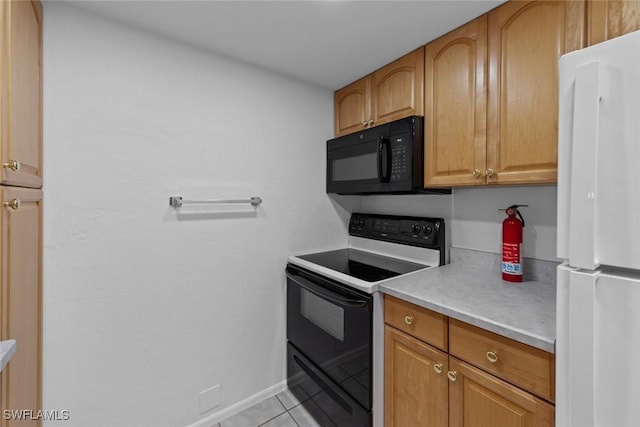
(3, 199), (21, 210)
(404, 315), (414, 325)
(2, 160), (21, 172)
(447, 371), (457, 382)
(362, 121), (368, 127)
(485, 168), (495, 178)
(368, 120), (375, 127)
(486, 351), (498, 363)
(433, 363), (443, 374)
(472, 169), (481, 178)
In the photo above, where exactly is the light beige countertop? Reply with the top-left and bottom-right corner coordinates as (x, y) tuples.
(379, 248), (557, 353)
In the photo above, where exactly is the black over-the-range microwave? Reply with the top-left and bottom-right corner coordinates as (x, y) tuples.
(326, 116), (449, 195)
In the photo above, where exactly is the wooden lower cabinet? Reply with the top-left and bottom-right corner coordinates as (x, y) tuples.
(385, 325), (448, 427)
(448, 357), (554, 427)
(448, 319), (555, 403)
(0, 187), (42, 427)
(384, 295), (554, 427)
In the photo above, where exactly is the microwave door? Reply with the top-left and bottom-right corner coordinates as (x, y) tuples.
(327, 134), (390, 194)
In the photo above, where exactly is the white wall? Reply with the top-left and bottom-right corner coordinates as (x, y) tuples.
(451, 186), (558, 261)
(361, 185), (558, 262)
(42, 4), (353, 426)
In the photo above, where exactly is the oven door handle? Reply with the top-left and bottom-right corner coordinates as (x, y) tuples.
(286, 272), (368, 308)
(292, 353), (355, 415)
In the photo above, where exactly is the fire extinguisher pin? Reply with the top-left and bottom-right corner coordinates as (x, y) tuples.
(498, 205), (528, 227)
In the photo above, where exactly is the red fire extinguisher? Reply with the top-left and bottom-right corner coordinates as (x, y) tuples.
(502, 205), (527, 282)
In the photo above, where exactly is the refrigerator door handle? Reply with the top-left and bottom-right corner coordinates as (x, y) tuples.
(569, 61), (602, 270)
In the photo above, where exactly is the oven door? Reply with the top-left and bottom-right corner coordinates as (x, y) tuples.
(286, 264), (372, 409)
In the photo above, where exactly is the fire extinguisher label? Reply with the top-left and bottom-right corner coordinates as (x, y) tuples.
(502, 243), (522, 275)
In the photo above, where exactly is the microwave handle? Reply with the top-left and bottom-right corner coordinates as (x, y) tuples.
(377, 137), (391, 183)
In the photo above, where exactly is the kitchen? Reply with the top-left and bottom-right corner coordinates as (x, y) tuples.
(2, 1), (639, 426)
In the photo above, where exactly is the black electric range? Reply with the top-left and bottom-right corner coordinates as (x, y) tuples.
(286, 213), (446, 427)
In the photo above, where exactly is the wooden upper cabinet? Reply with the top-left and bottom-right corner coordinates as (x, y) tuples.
(334, 76), (371, 137)
(371, 48), (424, 127)
(0, 187), (42, 427)
(486, 0), (585, 185)
(448, 357), (554, 427)
(1, 0), (42, 188)
(588, 0), (640, 45)
(334, 48), (424, 137)
(424, 16), (487, 187)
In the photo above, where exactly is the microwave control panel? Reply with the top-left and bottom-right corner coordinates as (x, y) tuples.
(390, 135), (411, 182)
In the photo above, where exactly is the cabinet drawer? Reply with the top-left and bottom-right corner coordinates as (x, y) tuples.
(384, 295), (447, 351)
(449, 319), (555, 402)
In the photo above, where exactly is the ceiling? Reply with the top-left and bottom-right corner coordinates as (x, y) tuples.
(62, 0), (505, 90)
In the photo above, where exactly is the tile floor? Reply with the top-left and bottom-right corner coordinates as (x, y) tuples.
(217, 388), (333, 427)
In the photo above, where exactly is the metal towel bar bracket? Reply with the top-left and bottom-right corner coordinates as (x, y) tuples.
(169, 196), (262, 208)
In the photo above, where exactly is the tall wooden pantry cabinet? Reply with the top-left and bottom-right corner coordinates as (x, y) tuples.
(0, 1), (43, 426)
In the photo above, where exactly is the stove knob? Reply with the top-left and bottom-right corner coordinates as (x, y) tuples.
(357, 219), (365, 228)
(424, 224), (434, 236)
(412, 224), (422, 235)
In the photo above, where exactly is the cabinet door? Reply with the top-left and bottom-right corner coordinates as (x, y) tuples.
(334, 76), (371, 137)
(448, 357), (554, 427)
(1, 1), (42, 188)
(424, 16), (487, 188)
(385, 325), (448, 427)
(0, 187), (42, 427)
(589, 0), (640, 46)
(372, 48), (424, 128)
(487, 0), (585, 185)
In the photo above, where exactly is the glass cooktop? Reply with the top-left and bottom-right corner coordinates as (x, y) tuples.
(298, 248), (429, 282)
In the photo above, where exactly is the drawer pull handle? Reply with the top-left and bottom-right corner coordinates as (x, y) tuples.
(2, 160), (21, 171)
(486, 351), (498, 363)
(404, 315), (414, 325)
(447, 371), (457, 382)
(3, 199), (20, 210)
(433, 363), (443, 374)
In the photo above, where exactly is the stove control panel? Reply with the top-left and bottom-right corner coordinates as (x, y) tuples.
(349, 213), (444, 249)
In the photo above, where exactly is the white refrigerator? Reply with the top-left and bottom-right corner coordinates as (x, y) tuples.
(557, 31), (640, 427)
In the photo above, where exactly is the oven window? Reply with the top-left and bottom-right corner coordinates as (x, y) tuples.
(332, 152), (377, 181)
(300, 289), (344, 341)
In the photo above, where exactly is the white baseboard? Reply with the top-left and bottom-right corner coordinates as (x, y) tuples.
(185, 381), (287, 427)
